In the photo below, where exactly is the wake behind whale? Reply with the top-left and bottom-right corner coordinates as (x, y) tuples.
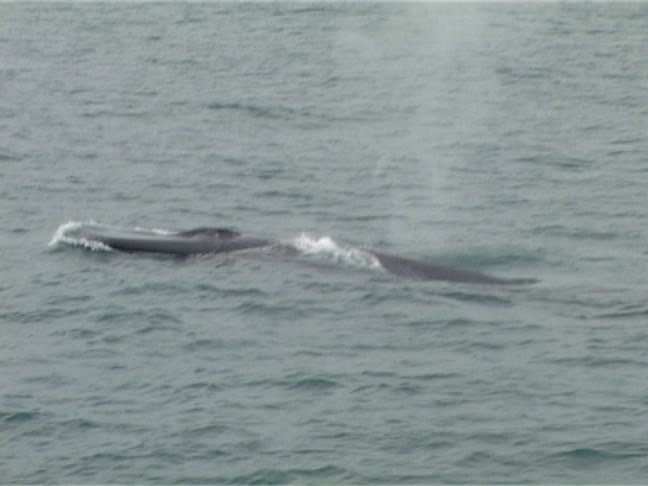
(50, 222), (518, 285)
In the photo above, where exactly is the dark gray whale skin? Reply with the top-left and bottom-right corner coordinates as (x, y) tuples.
(78, 226), (510, 285)
(368, 251), (510, 285)
(85, 227), (272, 255)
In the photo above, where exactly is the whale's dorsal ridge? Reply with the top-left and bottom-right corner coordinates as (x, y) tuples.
(177, 227), (241, 239)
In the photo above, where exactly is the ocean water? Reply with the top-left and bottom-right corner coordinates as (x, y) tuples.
(2, 3), (648, 483)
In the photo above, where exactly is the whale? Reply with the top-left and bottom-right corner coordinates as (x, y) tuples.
(80, 226), (272, 255)
(71, 225), (512, 285)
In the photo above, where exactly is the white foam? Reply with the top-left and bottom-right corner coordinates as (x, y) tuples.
(48, 220), (112, 251)
(289, 233), (381, 270)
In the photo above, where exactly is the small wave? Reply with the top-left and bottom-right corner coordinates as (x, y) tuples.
(230, 464), (348, 484)
(1, 411), (39, 423)
(550, 442), (648, 463)
(287, 377), (341, 391)
(0, 149), (24, 161)
(207, 101), (297, 120)
(288, 233), (381, 271)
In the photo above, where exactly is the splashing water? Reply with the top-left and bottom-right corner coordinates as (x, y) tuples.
(48, 221), (113, 252)
(289, 233), (382, 271)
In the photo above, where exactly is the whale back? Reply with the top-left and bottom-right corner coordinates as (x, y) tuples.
(74, 225), (268, 255)
(176, 227), (241, 239)
(370, 251), (511, 285)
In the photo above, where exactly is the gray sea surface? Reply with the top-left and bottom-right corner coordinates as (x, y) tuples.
(2, 3), (648, 483)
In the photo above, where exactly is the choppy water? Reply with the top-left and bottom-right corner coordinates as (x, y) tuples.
(2, 3), (648, 484)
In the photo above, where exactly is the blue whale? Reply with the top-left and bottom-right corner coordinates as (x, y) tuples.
(73, 225), (512, 285)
